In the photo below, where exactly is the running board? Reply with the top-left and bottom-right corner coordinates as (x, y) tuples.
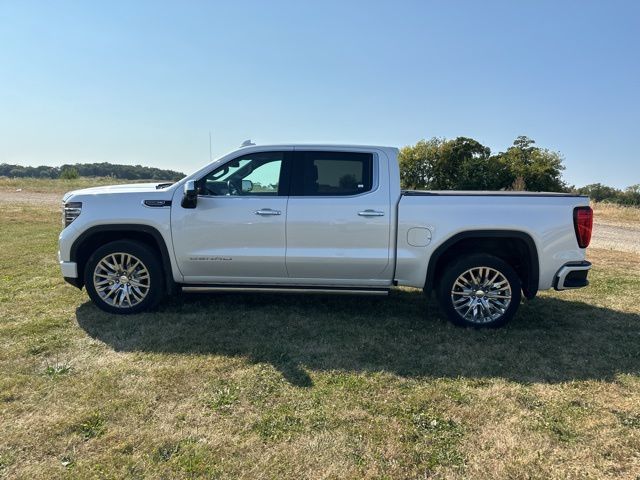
(180, 285), (389, 296)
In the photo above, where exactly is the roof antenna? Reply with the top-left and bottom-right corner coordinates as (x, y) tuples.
(240, 139), (255, 147)
(209, 131), (213, 161)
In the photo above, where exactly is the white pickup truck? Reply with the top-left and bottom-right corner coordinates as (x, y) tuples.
(58, 144), (593, 327)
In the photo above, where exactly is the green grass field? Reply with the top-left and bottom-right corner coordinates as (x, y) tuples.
(1, 197), (639, 479)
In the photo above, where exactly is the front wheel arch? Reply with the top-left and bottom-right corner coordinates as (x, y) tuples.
(70, 224), (176, 294)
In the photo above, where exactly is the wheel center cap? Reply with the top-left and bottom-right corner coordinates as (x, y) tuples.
(119, 275), (129, 284)
(475, 290), (485, 297)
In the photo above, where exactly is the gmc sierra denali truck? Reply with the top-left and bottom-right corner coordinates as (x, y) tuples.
(58, 144), (593, 328)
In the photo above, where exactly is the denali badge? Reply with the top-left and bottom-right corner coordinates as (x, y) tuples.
(189, 256), (232, 261)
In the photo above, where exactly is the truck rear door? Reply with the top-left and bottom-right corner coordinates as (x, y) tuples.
(285, 149), (393, 284)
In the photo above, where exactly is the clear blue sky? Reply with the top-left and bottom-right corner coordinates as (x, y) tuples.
(1, 0), (638, 188)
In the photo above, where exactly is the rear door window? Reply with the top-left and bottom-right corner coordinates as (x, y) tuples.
(291, 151), (373, 196)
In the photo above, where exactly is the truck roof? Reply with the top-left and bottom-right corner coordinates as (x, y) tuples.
(238, 143), (399, 152)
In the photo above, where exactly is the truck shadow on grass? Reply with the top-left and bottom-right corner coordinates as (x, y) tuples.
(76, 289), (640, 387)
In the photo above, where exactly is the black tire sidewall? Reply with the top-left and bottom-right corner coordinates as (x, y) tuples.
(84, 240), (164, 314)
(437, 254), (522, 328)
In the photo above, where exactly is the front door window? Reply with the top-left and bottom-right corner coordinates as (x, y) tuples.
(200, 151), (284, 196)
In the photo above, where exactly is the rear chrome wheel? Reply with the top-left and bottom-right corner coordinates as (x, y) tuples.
(93, 253), (151, 308)
(84, 240), (164, 314)
(437, 254), (521, 328)
(450, 267), (512, 324)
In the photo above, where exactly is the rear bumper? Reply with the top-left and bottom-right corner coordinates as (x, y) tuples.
(554, 261), (591, 290)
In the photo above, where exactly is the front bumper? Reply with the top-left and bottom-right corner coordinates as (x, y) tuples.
(554, 261), (591, 290)
(59, 251), (81, 288)
(63, 275), (83, 288)
(60, 260), (78, 278)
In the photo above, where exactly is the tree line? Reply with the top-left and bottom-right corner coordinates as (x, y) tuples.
(1, 139), (638, 206)
(0, 162), (185, 181)
(400, 135), (566, 192)
(573, 183), (640, 206)
(399, 135), (639, 206)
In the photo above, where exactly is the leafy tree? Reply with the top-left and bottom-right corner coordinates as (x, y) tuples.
(431, 137), (507, 190)
(399, 137), (506, 190)
(60, 167), (79, 179)
(398, 138), (443, 189)
(399, 135), (566, 192)
(492, 136), (566, 192)
(575, 183), (620, 202)
(399, 137), (510, 190)
(8, 167), (26, 177)
(573, 183), (640, 206)
(625, 184), (640, 205)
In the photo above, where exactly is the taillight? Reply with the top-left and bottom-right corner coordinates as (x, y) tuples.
(573, 206), (593, 248)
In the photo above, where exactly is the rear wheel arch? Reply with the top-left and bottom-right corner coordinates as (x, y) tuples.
(70, 224), (176, 293)
(424, 230), (539, 299)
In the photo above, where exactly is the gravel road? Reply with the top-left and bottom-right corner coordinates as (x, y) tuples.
(590, 221), (640, 254)
(1, 189), (638, 254)
(0, 189), (61, 205)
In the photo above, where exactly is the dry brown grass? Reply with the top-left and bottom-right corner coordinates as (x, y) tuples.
(0, 201), (639, 479)
(0, 176), (155, 194)
(593, 201), (640, 226)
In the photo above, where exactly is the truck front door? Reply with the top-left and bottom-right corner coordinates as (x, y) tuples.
(171, 149), (292, 283)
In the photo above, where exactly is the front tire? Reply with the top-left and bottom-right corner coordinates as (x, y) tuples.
(437, 254), (522, 328)
(84, 240), (164, 314)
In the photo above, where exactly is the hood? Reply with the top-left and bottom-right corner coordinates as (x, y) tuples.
(62, 182), (174, 202)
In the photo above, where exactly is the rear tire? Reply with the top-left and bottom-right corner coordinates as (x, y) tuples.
(436, 254), (521, 328)
(84, 240), (164, 314)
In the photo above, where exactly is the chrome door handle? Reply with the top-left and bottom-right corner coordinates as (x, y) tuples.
(255, 208), (281, 216)
(358, 209), (385, 217)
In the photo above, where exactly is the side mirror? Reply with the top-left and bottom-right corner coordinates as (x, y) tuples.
(181, 180), (198, 208)
(241, 179), (253, 192)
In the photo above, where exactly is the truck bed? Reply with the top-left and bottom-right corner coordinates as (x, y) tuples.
(402, 190), (587, 198)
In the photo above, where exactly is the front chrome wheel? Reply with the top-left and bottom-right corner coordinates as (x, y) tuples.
(450, 266), (512, 324)
(93, 252), (150, 308)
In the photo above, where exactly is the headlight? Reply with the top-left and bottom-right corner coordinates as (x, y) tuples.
(63, 202), (82, 227)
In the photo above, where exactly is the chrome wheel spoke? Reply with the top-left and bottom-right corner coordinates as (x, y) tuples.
(93, 252), (150, 309)
(126, 259), (141, 275)
(485, 293), (510, 299)
(124, 286), (133, 306)
(451, 266), (512, 324)
(452, 288), (475, 296)
(116, 287), (125, 306)
(104, 284), (119, 299)
(482, 270), (498, 288)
